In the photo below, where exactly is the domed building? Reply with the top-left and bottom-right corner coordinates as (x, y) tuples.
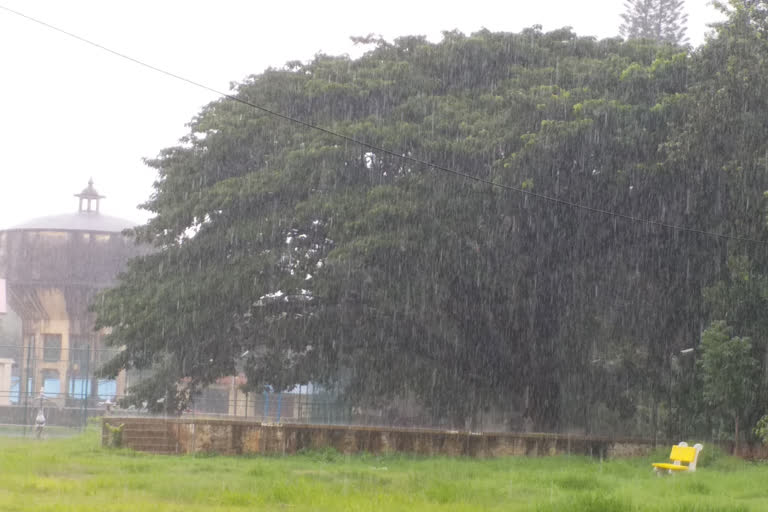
(0, 180), (141, 410)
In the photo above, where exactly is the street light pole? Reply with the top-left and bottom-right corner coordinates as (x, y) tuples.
(22, 335), (33, 437)
(82, 344), (89, 430)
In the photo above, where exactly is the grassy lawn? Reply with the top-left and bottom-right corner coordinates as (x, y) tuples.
(0, 425), (81, 438)
(1, 429), (767, 511)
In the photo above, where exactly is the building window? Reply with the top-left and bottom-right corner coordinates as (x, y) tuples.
(10, 376), (19, 404)
(43, 334), (61, 362)
(42, 370), (60, 398)
(69, 378), (91, 399)
(97, 379), (117, 401)
(68, 336), (90, 371)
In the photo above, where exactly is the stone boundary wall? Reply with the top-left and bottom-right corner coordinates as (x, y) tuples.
(102, 416), (674, 458)
(102, 417), (768, 459)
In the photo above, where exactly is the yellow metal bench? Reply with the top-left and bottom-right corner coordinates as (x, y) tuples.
(652, 442), (703, 474)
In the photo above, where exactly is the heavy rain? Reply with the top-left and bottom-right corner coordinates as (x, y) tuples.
(1, 1), (768, 510)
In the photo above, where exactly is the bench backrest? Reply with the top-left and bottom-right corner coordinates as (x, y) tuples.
(669, 445), (697, 463)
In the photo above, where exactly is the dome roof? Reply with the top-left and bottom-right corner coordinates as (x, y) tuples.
(2, 179), (138, 233)
(5, 212), (137, 233)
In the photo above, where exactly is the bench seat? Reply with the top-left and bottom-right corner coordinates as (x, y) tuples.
(652, 443), (703, 474)
(651, 462), (690, 472)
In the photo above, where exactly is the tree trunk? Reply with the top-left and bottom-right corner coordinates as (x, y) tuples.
(734, 414), (740, 457)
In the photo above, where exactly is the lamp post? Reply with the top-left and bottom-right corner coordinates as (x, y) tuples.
(673, 348), (695, 439)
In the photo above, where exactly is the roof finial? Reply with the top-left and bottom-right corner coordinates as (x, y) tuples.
(74, 179), (105, 213)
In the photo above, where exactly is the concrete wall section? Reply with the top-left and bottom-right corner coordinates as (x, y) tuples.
(103, 417), (665, 458)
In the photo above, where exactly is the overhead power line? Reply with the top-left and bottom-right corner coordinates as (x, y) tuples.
(1, 4), (765, 244)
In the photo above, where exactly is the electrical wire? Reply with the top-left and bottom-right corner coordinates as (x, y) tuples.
(0, 3), (765, 244)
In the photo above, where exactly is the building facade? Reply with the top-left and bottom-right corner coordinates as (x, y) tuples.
(0, 180), (141, 407)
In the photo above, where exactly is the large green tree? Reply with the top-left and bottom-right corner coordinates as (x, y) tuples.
(665, 0), (768, 440)
(95, 4), (768, 433)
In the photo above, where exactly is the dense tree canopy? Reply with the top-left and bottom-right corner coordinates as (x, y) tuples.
(95, 1), (768, 436)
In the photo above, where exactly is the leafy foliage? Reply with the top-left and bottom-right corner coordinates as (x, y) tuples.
(104, 422), (125, 448)
(699, 322), (759, 416)
(754, 414), (768, 446)
(698, 321), (759, 450)
(95, 2), (768, 434)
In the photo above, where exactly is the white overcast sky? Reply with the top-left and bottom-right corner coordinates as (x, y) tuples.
(0, 1), (724, 229)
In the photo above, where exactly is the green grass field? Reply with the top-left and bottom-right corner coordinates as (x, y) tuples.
(1, 429), (767, 511)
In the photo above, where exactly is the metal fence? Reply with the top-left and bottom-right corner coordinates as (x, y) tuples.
(0, 343), (118, 436)
(1, 343), (664, 438)
(0, 344), (368, 437)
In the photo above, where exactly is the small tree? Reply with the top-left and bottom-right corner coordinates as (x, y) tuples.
(620, 0), (688, 45)
(698, 321), (759, 455)
(620, 0), (655, 40)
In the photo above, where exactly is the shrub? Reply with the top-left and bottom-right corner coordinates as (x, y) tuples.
(104, 422), (124, 448)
